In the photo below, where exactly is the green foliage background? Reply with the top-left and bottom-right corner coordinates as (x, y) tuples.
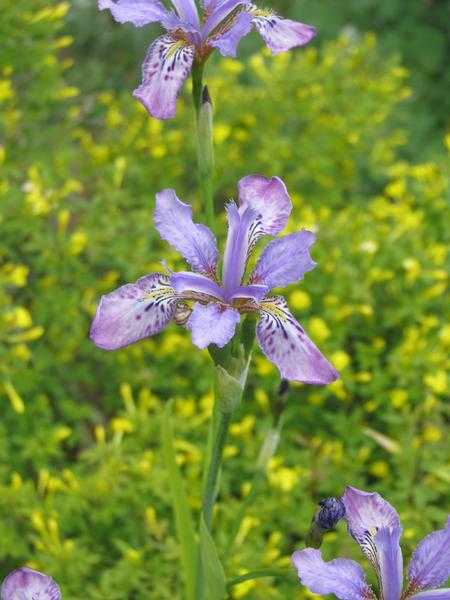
(0, 1), (448, 598)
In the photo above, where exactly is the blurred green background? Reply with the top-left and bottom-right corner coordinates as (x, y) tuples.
(0, 1), (449, 598)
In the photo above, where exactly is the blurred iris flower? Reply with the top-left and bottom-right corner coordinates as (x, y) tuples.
(90, 174), (338, 385)
(1, 567), (61, 600)
(98, 0), (316, 118)
(293, 486), (450, 600)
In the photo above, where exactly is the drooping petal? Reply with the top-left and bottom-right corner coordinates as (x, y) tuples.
(171, 271), (224, 301)
(187, 303), (240, 349)
(407, 517), (450, 593)
(90, 274), (177, 350)
(238, 174), (292, 241)
(343, 486), (404, 600)
(410, 591), (450, 600)
(222, 202), (257, 299)
(1, 567), (61, 600)
(155, 189), (218, 276)
(256, 296), (339, 384)
(133, 34), (194, 120)
(171, 0), (200, 27)
(251, 230), (316, 289)
(250, 7), (316, 55)
(292, 548), (374, 600)
(209, 11), (252, 57)
(98, 0), (169, 27)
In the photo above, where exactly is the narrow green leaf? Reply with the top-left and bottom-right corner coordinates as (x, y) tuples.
(200, 516), (226, 600)
(162, 401), (197, 600)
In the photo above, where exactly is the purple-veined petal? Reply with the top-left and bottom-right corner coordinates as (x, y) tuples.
(343, 486), (403, 600)
(171, 271), (224, 301)
(98, 0), (169, 27)
(203, 0), (250, 37)
(251, 230), (316, 289)
(222, 202), (257, 299)
(133, 34), (194, 120)
(155, 189), (218, 276)
(250, 7), (316, 55)
(410, 591), (450, 600)
(292, 548), (374, 600)
(256, 296), (339, 384)
(238, 174), (292, 241)
(90, 273), (177, 350)
(230, 283), (268, 302)
(407, 517), (450, 593)
(1, 567), (61, 600)
(187, 303), (240, 348)
(209, 11), (252, 56)
(171, 0), (200, 26)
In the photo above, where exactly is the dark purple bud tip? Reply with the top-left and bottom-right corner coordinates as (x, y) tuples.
(315, 497), (346, 530)
(202, 85), (212, 106)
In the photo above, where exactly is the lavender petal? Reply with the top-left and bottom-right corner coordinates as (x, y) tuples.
(155, 189), (218, 275)
(203, 0), (250, 37)
(292, 548), (374, 600)
(209, 11), (252, 57)
(1, 567), (61, 600)
(171, 0), (200, 27)
(187, 303), (240, 349)
(251, 9), (316, 55)
(98, 0), (169, 27)
(408, 517), (450, 593)
(133, 34), (194, 120)
(238, 174), (292, 239)
(410, 591), (450, 600)
(342, 486), (403, 600)
(171, 271), (224, 301)
(251, 230), (316, 289)
(256, 296), (339, 384)
(90, 273), (177, 350)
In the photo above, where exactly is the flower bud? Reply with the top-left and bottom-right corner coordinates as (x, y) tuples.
(315, 497), (345, 530)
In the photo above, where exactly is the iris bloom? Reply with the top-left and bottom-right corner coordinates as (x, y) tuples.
(90, 174), (338, 385)
(98, 0), (316, 119)
(293, 486), (450, 600)
(1, 567), (61, 600)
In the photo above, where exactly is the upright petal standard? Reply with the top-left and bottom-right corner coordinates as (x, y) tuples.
(90, 174), (338, 385)
(293, 486), (450, 600)
(1, 567), (61, 600)
(98, 0), (316, 118)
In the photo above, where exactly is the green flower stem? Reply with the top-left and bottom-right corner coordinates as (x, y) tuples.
(227, 569), (293, 589)
(202, 406), (233, 530)
(192, 61), (215, 230)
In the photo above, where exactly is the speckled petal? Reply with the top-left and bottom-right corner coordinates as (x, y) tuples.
(292, 548), (374, 600)
(155, 189), (218, 276)
(90, 273), (177, 350)
(256, 296), (339, 384)
(1, 567), (61, 600)
(251, 230), (316, 289)
(98, 0), (169, 27)
(408, 517), (450, 593)
(237, 174), (292, 240)
(343, 486), (403, 600)
(133, 34), (194, 120)
(251, 8), (316, 55)
(187, 303), (240, 349)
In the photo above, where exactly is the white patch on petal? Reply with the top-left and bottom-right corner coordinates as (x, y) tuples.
(256, 296), (338, 384)
(133, 34), (194, 120)
(90, 274), (177, 350)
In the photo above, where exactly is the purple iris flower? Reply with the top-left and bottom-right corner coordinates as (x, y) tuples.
(90, 174), (338, 385)
(98, 0), (316, 119)
(293, 486), (450, 600)
(1, 567), (61, 600)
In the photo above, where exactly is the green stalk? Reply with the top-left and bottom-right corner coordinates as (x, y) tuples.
(192, 61), (215, 230)
(227, 569), (293, 589)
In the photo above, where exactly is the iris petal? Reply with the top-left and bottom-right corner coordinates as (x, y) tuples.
(250, 8), (316, 55)
(292, 548), (374, 600)
(256, 296), (338, 384)
(1, 567), (61, 600)
(187, 303), (240, 349)
(98, 0), (169, 27)
(90, 274), (177, 350)
(407, 517), (450, 594)
(133, 34), (194, 120)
